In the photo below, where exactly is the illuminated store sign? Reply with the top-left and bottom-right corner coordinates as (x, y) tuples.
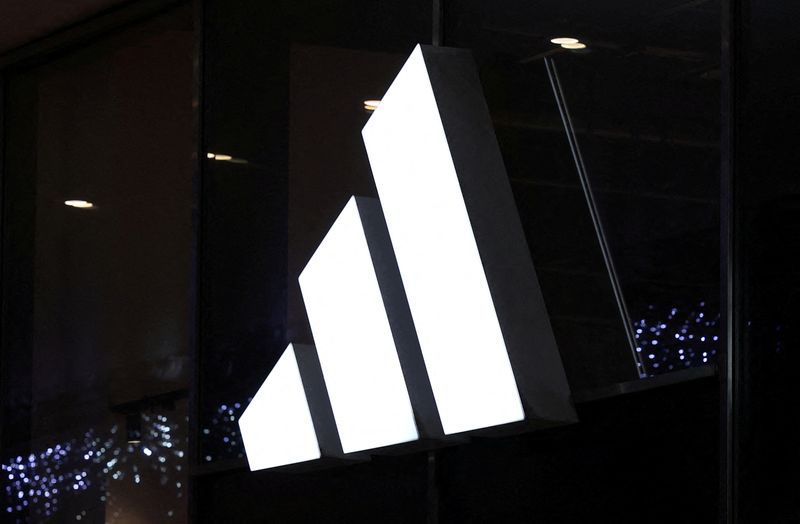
(299, 197), (420, 454)
(239, 44), (576, 471)
(238, 345), (320, 471)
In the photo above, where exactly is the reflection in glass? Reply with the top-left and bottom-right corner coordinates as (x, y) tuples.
(2, 407), (187, 522)
(1, 4), (194, 522)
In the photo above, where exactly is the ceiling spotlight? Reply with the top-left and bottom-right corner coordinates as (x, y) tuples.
(64, 200), (94, 209)
(363, 99), (381, 112)
(550, 37), (579, 45)
(207, 152), (232, 161)
(207, 152), (249, 164)
(561, 42), (587, 50)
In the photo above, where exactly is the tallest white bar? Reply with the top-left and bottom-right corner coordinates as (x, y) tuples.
(362, 45), (525, 434)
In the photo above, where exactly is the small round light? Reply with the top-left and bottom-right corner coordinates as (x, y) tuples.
(64, 200), (93, 209)
(363, 99), (381, 112)
(550, 37), (579, 45)
(206, 153), (216, 159)
(561, 42), (587, 50)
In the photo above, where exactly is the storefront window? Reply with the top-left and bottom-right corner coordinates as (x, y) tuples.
(200, 0), (721, 464)
(1, 5), (193, 522)
(196, 1), (720, 522)
(445, 0), (720, 382)
(1, 0), (726, 521)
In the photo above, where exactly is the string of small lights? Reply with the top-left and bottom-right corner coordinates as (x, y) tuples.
(2, 412), (185, 522)
(200, 401), (249, 463)
(4, 301), (727, 519)
(634, 301), (720, 375)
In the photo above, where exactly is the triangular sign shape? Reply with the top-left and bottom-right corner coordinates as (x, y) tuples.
(238, 344), (321, 470)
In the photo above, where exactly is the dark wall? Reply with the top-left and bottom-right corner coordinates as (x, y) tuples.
(196, 378), (719, 523)
(729, 1), (800, 521)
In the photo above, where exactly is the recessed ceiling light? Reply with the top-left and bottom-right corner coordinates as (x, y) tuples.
(207, 152), (249, 164)
(561, 42), (587, 50)
(550, 37), (579, 45)
(363, 99), (381, 112)
(64, 200), (94, 209)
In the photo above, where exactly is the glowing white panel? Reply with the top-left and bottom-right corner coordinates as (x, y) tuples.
(362, 45), (525, 434)
(299, 197), (419, 453)
(238, 344), (320, 470)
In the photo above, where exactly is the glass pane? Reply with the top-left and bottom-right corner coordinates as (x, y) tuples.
(552, 17), (721, 377)
(1, 6), (193, 522)
(445, 0), (720, 382)
(197, 0), (720, 522)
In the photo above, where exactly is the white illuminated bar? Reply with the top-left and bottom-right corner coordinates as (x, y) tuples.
(299, 197), (420, 453)
(362, 45), (576, 434)
(238, 344), (321, 470)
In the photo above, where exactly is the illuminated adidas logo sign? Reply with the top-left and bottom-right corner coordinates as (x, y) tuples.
(238, 45), (576, 471)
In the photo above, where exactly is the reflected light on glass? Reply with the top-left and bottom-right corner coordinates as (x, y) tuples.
(561, 42), (587, 50)
(634, 300), (720, 375)
(363, 99), (381, 112)
(208, 153), (232, 161)
(64, 200), (93, 209)
(2, 414), (185, 520)
(207, 152), (249, 164)
(550, 37), (579, 45)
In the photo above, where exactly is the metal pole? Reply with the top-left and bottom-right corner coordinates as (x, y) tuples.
(544, 57), (646, 378)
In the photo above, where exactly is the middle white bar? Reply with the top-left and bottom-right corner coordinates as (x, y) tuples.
(299, 196), (419, 454)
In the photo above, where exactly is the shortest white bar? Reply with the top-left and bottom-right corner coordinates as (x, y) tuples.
(238, 344), (321, 470)
(299, 197), (419, 454)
